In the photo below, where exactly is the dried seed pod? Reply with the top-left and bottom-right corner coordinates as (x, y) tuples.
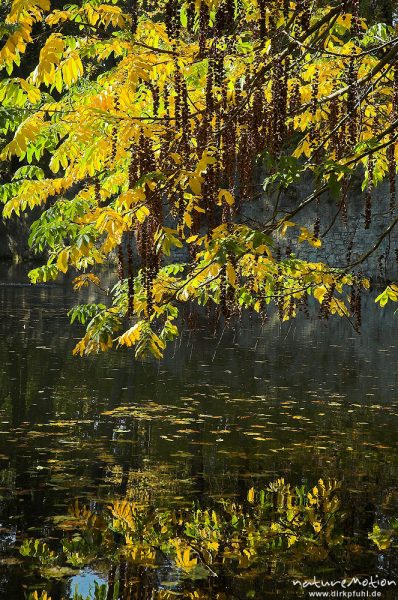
(319, 283), (335, 320)
(110, 125), (117, 164)
(258, 0), (266, 38)
(130, 0), (138, 35)
(271, 58), (289, 154)
(300, 289), (310, 317)
(165, 0), (180, 39)
(173, 60), (182, 129)
(252, 88), (265, 152)
(351, 0), (360, 37)
(364, 157), (373, 230)
(340, 176), (349, 225)
(296, 0), (310, 31)
(283, 0), (289, 21)
(328, 97), (341, 157)
(215, 0), (235, 35)
(272, 265), (284, 321)
(289, 81), (301, 122)
(127, 235), (135, 317)
(222, 113), (237, 190)
(198, 1), (209, 56)
(387, 144), (396, 214)
(350, 283), (361, 331)
(117, 245), (124, 280)
(94, 179), (101, 204)
(186, 0), (195, 30)
(378, 253), (385, 280)
(313, 215), (321, 242)
(144, 266), (154, 317)
(309, 69), (319, 150)
(287, 294), (295, 318)
(128, 151), (139, 189)
(219, 265), (228, 318)
(180, 77), (190, 154)
(347, 58), (358, 150)
(388, 67), (398, 213)
(237, 120), (255, 201)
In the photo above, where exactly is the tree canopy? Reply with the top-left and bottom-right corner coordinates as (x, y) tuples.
(1, 0), (398, 358)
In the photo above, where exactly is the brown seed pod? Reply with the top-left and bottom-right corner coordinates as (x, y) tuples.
(300, 288), (310, 318)
(388, 66), (398, 213)
(289, 81), (301, 120)
(198, 1), (209, 57)
(319, 283), (335, 320)
(328, 97), (341, 157)
(340, 176), (349, 225)
(127, 235), (135, 317)
(258, 0), (266, 38)
(273, 266), (284, 321)
(378, 253), (385, 280)
(346, 58), (358, 150)
(110, 125), (117, 164)
(186, 0), (195, 30)
(271, 58), (289, 155)
(288, 294), (295, 318)
(144, 266), (155, 318)
(309, 69), (319, 150)
(364, 157), (373, 230)
(350, 283), (361, 332)
(130, 0), (138, 35)
(313, 215), (321, 242)
(387, 144), (396, 214)
(117, 245), (124, 280)
(351, 0), (361, 37)
(215, 0), (235, 35)
(94, 179), (101, 204)
(165, 0), (180, 39)
(128, 151), (139, 189)
(296, 0), (310, 31)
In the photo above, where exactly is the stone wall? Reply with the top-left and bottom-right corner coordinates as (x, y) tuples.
(240, 172), (398, 281)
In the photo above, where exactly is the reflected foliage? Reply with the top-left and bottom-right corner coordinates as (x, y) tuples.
(20, 478), (386, 599)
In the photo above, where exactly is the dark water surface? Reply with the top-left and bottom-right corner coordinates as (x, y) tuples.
(0, 264), (398, 599)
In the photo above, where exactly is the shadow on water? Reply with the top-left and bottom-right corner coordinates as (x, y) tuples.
(0, 263), (397, 598)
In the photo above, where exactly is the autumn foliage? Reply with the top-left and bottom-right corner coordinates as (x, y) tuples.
(0, 0), (397, 357)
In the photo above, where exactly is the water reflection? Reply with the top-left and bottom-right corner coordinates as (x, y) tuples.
(0, 263), (397, 598)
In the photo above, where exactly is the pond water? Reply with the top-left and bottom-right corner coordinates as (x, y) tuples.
(0, 264), (398, 599)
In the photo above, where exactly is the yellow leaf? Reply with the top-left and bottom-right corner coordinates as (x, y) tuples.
(170, 152), (182, 164)
(117, 322), (142, 347)
(312, 521), (322, 533)
(226, 262), (236, 286)
(280, 220), (295, 237)
(57, 248), (69, 273)
(218, 189), (235, 206)
(298, 227), (321, 248)
(136, 205), (150, 223)
(189, 176), (202, 196)
(313, 286), (326, 303)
